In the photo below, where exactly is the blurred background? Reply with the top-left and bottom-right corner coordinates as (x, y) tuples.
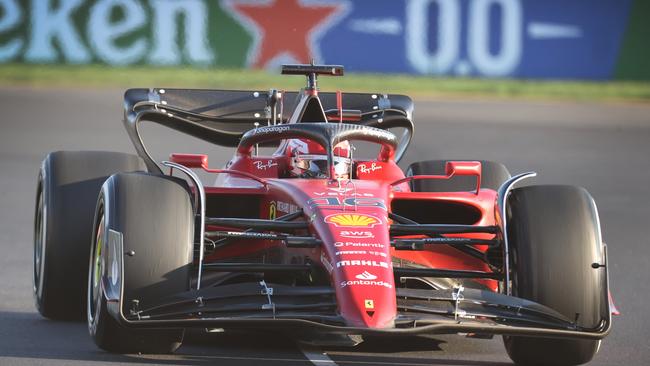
(0, 0), (648, 96)
(0, 1), (649, 366)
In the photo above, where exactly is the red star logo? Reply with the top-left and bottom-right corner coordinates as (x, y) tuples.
(226, 0), (345, 68)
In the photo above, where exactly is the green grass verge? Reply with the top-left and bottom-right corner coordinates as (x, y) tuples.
(1, 64), (649, 102)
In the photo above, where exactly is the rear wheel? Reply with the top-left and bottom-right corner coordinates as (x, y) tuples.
(34, 151), (145, 320)
(406, 160), (510, 192)
(88, 172), (193, 353)
(503, 185), (607, 366)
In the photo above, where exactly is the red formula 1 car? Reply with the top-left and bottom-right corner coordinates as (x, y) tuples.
(34, 64), (613, 365)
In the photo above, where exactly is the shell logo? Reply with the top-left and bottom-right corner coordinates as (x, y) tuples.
(325, 213), (381, 228)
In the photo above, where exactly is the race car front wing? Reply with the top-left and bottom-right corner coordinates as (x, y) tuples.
(106, 277), (611, 341)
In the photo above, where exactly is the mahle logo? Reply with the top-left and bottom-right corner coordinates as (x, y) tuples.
(336, 260), (389, 269)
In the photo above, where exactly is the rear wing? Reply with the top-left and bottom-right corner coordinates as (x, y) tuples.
(123, 88), (414, 172)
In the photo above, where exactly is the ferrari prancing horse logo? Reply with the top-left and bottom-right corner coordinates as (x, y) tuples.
(269, 201), (276, 220)
(325, 213), (381, 228)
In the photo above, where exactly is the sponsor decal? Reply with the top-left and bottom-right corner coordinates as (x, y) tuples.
(334, 241), (383, 248)
(277, 201), (299, 214)
(225, 0), (347, 68)
(314, 188), (374, 197)
(328, 187), (353, 193)
(324, 213), (381, 228)
(308, 197), (331, 206)
(350, 198), (387, 210)
(340, 280), (392, 289)
(254, 125), (290, 134)
(340, 230), (374, 239)
(336, 260), (389, 268)
(358, 162), (382, 174)
(334, 249), (387, 258)
(314, 192), (374, 197)
(0, 1), (634, 82)
(253, 160), (278, 170)
(268, 201), (276, 220)
(356, 271), (377, 280)
(364, 299), (374, 309)
(335, 250), (388, 258)
(224, 231), (270, 238)
(335, 250), (366, 256)
(308, 197), (384, 209)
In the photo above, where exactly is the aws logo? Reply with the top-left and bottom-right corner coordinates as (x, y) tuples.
(340, 230), (374, 239)
(325, 213), (381, 228)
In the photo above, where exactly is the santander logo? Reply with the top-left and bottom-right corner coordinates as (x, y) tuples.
(355, 271), (377, 280)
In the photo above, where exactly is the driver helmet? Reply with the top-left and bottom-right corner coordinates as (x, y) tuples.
(288, 139), (351, 179)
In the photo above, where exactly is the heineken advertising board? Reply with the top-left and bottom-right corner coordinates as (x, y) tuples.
(0, 0), (647, 80)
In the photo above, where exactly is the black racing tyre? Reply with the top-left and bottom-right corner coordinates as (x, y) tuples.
(88, 172), (193, 354)
(405, 160), (510, 192)
(503, 185), (607, 366)
(34, 151), (146, 320)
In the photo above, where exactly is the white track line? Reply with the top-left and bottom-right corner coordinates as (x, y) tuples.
(141, 353), (436, 365)
(300, 346), (338, 366)
(136, 355), (312, 363)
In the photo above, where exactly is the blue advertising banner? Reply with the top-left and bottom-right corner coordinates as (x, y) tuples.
(319, 0), (632, 79)
(0, 0), (637, 80)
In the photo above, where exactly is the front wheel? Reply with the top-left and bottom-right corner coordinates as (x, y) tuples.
(34, 151), (146, 320)
(503, 185), (608, 366)
(88, 172), (193, 353)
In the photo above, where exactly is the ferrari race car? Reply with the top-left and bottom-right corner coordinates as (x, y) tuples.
(34, 64), (613, 365)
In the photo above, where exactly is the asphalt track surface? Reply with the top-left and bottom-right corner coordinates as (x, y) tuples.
(1, 86), (649, 365)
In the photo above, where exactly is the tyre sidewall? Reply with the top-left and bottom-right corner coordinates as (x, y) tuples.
(88, 172), (191, 354)
(504, 185), (607, 365)
(34, 151), (147, 320)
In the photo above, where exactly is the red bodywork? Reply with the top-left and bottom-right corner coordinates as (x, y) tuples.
(170, 150), (498, 329)
(117, 67), (613, 345)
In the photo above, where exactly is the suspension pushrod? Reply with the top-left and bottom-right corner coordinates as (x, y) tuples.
(390, 224), (498, 235)
(206, 217), (309, 231)
(392, 237), (499, 250)
(393, 267), (502, 280)
(200, 263), (312, 273)
(205, 231), (321, 248)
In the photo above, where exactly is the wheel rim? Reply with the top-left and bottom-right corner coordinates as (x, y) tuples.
(88, 207), (105, 329)
(33, 185), (46, 300)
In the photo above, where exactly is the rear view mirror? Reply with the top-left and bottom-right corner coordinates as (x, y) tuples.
(446, 161), (482, 193)
(170, 153), (208, 169)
